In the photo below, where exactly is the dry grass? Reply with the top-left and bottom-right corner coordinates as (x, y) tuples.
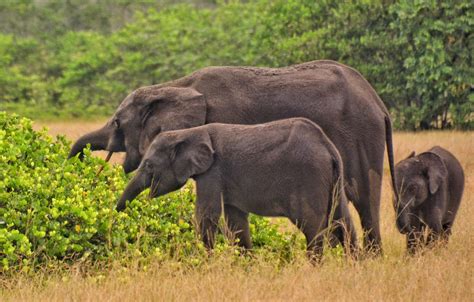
(3, 122), (473, 301)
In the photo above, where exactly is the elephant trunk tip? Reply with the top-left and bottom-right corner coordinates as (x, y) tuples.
(396, 217), (410, 234)
(115, 201), (126, 212)
(68, 144), (85, 159)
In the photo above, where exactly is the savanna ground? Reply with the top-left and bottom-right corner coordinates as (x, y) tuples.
(2, 120), (473, 301)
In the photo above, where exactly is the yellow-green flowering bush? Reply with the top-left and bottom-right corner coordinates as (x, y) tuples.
(0, 112), (298, 271)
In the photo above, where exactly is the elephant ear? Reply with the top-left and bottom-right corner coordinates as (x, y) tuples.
(171, 131), (215, 184)
(139, 129), (154, 155)
(134, 87), (206, 155)
(141, 87), (206, 132)
(419, 152), (448, 194)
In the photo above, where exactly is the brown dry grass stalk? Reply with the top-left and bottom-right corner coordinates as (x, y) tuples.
(3, 123), (472, 301)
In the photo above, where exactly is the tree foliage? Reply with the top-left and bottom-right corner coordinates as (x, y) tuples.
(0, 0), (472, 129)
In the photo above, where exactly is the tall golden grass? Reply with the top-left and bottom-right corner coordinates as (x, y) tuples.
(2, 122), (472, 301)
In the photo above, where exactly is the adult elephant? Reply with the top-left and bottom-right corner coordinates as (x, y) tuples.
(69, 60), (397, 253)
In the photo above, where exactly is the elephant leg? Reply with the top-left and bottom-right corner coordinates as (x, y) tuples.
(425, 208), (443, 248)
(441, 222), (453, 244)
(291, 204), (328, 264)
(301, 220), (326, 264)
(426, 223), (443, 248)
(195, 180), (222, 250)
(407, 229), (424, 255)
(224, 204), (252, 249)
(331, 203), (359, 257)
(351, 168), (383, 255)
(196, 204), (221, 250)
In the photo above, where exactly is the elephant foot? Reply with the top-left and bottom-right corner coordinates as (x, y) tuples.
(361, 239), (383, 258)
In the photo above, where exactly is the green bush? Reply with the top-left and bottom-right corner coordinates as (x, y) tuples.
(0, 112), (298, 271)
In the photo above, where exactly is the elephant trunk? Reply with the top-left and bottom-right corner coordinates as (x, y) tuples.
(116, 171), (151, 211)
(68, 125), (112, 159)
(396, 211), (411, 234)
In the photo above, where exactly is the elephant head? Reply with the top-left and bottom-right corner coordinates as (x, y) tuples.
(394, 151), (448, 233)
(69, 86), (206, 173)
(116, 127), (215, 211)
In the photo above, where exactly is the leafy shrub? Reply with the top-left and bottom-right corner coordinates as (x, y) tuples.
(0, 112), (298, 271)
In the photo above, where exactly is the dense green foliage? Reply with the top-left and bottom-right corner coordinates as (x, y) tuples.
(0, 112), (299, 271)
(0, 0), (472, 129)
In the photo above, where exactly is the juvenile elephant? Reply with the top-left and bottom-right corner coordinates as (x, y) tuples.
(116, 118), (358, 260)
(70, 60), (396, 253)
(394, 146), (464, 253)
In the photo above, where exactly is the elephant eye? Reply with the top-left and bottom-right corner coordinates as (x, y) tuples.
(114, 119), (120, 129)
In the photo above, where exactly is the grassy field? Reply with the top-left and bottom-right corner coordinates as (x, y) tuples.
(3, 121), (473, 301)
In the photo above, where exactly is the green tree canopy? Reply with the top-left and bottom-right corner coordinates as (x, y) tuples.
(1, 0), (472, 129)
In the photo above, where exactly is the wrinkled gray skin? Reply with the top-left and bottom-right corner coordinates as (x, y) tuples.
(69, 60), (396, 253)
(394, 146), (464, 254)
(117, 118), (358, 260)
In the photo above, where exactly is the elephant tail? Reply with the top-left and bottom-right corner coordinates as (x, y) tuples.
(329, 151), (346, 220)
(385, 115), (398, 202)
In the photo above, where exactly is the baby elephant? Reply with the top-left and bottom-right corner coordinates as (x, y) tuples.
(394, 146), (464, 253)
(117, 118), (357, 260)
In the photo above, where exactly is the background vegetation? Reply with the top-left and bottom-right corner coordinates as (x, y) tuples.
(0, 0), (472, 129)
